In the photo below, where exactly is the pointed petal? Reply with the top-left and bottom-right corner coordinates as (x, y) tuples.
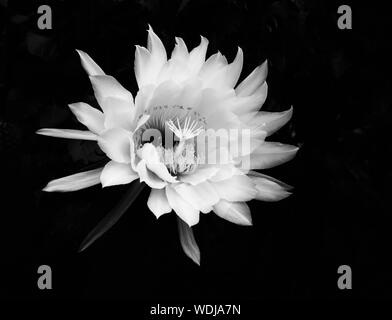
(236, 60), (268, 97)
(100, 160), (138, 187)
(36, 128), (98, 141)
(242, 107), (293, 137)
(135, 159), (166, 189)
(213, 200), (252, 226)
(147, 188), (172, 219)
(43, 168), (103, 192)
(177, 217), (200, 265)
(189, 36), (209, 74)
(249, 175), (291, 201)
(76, 49), (105, 76)
(229, 82), (268, 115)
(68, 102), (105, 134)
(212, 174), (257, 202)
(171, 37), (189, 62)
(166, 184), (199, 226)
(242, 142), (299, 170)
(226, 47), (244, 88)
(89, 75), (134, 130)
(98, 128), (132, 163)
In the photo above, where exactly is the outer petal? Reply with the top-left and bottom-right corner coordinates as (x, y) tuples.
(188, 36), (209, 74)
(166, 184), (199, 226)
(177, 217), (200, 265)
(175, 181), (219, 213)
(100, 160), (138, 187)
(241, 142), (299, 170)
(89, 75), (134, 130)
(98, 128), (132, 163)
(36, 128), (97, 141)
(241, 107), (293, 137)
(212, 174), (257, 202)
(250, 175), (291, 201)
(225, 47), (244, 88)
(76, 49), (105, 76)
(147, 188), (172, 219)
(135, 159), (166, 189)
(43, 168), (103, 192)
(235, 60), (268, 97)
(213, 200), (252, 226)
(68, 102), (105, 134)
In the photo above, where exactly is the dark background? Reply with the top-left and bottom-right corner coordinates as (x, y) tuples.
(1, 0), (391, 301)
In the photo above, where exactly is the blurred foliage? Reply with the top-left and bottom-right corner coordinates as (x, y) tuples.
(1, 0), (392, 299)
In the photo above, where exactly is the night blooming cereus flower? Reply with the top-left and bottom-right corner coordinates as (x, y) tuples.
(37, 26), (298, 265)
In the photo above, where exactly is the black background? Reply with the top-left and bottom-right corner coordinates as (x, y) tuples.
(1, 0), (392, 301)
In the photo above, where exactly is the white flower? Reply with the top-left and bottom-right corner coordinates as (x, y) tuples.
(37, 26), (298, 265)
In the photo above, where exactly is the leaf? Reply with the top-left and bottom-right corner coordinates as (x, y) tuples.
(78, 180), (145, 252)
(177, 217), (200, 265)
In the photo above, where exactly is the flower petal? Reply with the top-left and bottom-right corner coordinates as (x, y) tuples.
(249, 175), (291, 201)
(89, 75), (134, 130)
(212, 174), (257, 202)
(166, 184), (199, 226)
(241, 142), (299, 170)
(175, 181), (219, 213)
(213, 199), (252, 226)
(235, 60), (267, 97)
(135, 159), (166, 189)
(100, 160), (138, 188)
(68, 102), (105, 134)
(98, 128), (132, 163)
(139, 143), (177, 183)
(241, 107), (293, 137)
(225, 47), (244, 88)
(188, 36), (209, 74)
(76, 49), (105, 76)
(179, 166), (219, 185)
(43, 168), (103, 192)
(177, 217), (200, 265)
(36, 128), (98, 141)
(147, 188), (172, 219)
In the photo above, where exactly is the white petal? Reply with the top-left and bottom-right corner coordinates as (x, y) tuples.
(139, 143), (177, 183)
(134, 26), (167, 87)
(43, 168), (103, 192)
(179, 166), (219, 185)
(209, 164), (242, 182)
(89, 75), (134, 130)
(100, 160), (138, 187)
(166, 184), (199, 226)
(235, 60), (267, 97)
(36, 128), (98, 141)
(212, 174), (257, 202)
(175, 181), (218, 213)
(135, 159), (166, 189)
(229, 82), (268, 115)
(177, 217), (200, 265)
(98, 128), (132, 163)
(241, 107), (293, 137)
(213, 200), (252, 226)
(249, 175), (291, 201)
(68, 102), (105, 134)
(76, 50), (105, 76)
(241, 142), (299, 170)
(147, 188), (172, 219)
(225, 47), (244, 88)
(188, 36), (209, 74)
(171, 37), (189, 62)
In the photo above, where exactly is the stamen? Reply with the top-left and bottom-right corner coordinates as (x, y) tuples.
(166, 117), (204, 140)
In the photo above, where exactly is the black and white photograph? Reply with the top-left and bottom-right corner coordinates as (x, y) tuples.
(1, 0), (391, 309)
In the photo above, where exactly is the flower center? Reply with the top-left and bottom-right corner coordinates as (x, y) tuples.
(135, 105), (206, 176)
